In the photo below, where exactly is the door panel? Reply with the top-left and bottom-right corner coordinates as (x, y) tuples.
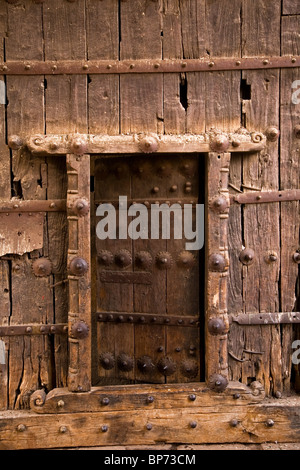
(93, 154), (204, 385)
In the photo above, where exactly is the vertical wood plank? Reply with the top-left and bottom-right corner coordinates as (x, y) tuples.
(282, 0), (300, 15)
(43, 0), (88, 390)
(240, 0), (281, 396)
(5, 0), (54, 408)
(281, 15), (300, 392)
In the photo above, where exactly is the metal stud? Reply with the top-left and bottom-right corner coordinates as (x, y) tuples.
(59, 426), (67, 434)
(190, 421), (197, 429)
(146, 423), (153, 430)
(189, 394), (196, 401)
(115, 249), (132, 268)
(16, 424), (26, 432)
(32, 258), (52, 277)
(69, 257), (88, 276)
(210, 134), (230, 152)
(98, 250), (114, 266)
(70, 136), (88, 155)
(8, 135), (23, 150)
(117, 353), (134, 372)
(239, 248), (255, 266)
(101, 397), (110, 406)
(177, 251), (195, 268)
(208, 253), (227, 272)
(57, 400), (65, 408)
(99, 352), (115, 370)
(135, 251), (152, 270)
(70, 321), (89, 340)
(265, 419), (274, 427)
(207, 317), (226, 336)
(101, 425), (108, 433)
(137, 355), (155, 374)
(147, 396), (154, 404)
(72, 198), (89, 217)
(265, 126), (280, 142)
(181, 359), (198, 379)
(156, 251), (173, 270)
(139, 135), (159, 153)
(210, 196), (228, 213)
(230, 419), (239, 428)
(157, 357), (176, 376)
(208, 373), (228, 393)
(292, 252), (300, 264)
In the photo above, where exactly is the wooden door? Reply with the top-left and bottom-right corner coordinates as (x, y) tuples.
(92, 153), (205, 385)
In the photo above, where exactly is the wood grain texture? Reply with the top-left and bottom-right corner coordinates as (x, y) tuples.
(280, 15), (300, 392)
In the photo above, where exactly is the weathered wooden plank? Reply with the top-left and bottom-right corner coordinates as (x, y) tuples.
(86, 0), (119, 135)
(281, 15), (300, 393)
(120, 0), (163, 134)
(239, 0), (281, 396)
(30, 381), (265, 414)
(5, 0), (53, 409)
(1, 398), (300, 449)
(282, 0), (300, 14)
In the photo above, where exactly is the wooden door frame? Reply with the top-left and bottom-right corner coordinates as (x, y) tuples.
(23, 131), (266, 403)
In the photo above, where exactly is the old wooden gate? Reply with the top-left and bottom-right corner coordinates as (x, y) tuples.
(0, 0), (300, 449)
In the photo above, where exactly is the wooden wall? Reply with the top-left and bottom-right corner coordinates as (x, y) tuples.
(0, 0), (299, 409)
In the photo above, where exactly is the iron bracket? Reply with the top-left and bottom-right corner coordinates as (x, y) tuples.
(229, 312), (300, 325)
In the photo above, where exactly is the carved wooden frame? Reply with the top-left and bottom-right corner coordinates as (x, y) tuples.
(11, 131), (266, 402)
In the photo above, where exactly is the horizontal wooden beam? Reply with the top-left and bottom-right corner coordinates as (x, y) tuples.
(1, 397), (300, 449)
(0, 56), (299, 75)
(13, 131), (266, 156)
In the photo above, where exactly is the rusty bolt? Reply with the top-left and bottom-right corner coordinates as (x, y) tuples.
(137, 355), (155, 374)
(135, 251), (152, 270)
(294, 125), (300, 139)
(69, 257), (88, 276)
(25, 326), (32, 334)
(152, 186), (160, 194)
(57, 400), (65, 408)
(157, 357), (176, 376)
(101, 425), (108, 433)
(8, 135), (23, 150)
(59, 426), (67, 433)
(268, 252), (278, 263)
(101, 397), (110, 406)
(239, 248), (255, 266)
(293, 252), (300, 264)
(117, 353), (134, 372)
(210, 134), (230, 152)
(146, 423), (153, 431)
(189, 394), (196, 401)
(190, 421), (197, 429)
(177, 251), (195, 268)
(263, 59), (269, 65)
(265, 126), (280, 142)
(181, 360), (198, 379)
(147, 396), (154, 404)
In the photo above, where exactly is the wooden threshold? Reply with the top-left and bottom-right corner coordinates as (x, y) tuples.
(1, 394), (300, 449)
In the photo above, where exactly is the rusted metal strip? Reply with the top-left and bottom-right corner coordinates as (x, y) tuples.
(230, 312), (300, 325)
(0, 324), (68, 336)
(0, 56), (299, 75)
(99, 271), (152, 285)
(97, 312), (199, 327)
(231, 189), (300, 205)
(0, 199), (66, 213)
